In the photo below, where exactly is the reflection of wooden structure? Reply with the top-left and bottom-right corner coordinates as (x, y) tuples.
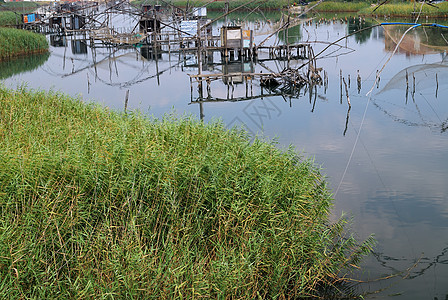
(22, 0), (324, 113)
(189, 63), (322, 99)
(222, 61), (254, 84)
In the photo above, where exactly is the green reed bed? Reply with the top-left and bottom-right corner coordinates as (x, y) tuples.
(0, 11), (21, 27)
(359, 2), (448, 17)
(0, 28), (48, 61)
(309, 1), (370, 13)
(0, 86), (374, 299)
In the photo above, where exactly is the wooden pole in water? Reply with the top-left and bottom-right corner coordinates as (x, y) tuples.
(339, 69), (343, 104)
(199, 102), (204, 121)
(412, 73), (415, 94)
(406, 84), (409, 104)
(405, 69), (409, 90)
(344, 105), (351, 136)
(124, 89), (129, 112)
(309, 82), (313, 104)
(168, 32), (171, 61)
(343, 77), (351, 108)
(376, 69), (380, 88)
(87, 73), (90, 94)
(357, 70), (361, 94)
(436, 73), (438, 98)
(206, 78), (211, 98)
(154, 30), (160, 86)
(250, 76), (253, 96)
(245, 75), (248, 98)
(190, 77), (193, 102)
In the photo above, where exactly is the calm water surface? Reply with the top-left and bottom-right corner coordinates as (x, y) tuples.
(2, 12), (448, 299)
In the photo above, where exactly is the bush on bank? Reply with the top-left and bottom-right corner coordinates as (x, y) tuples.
(0, 86), (374, 298)
(0, 27), (48, 61)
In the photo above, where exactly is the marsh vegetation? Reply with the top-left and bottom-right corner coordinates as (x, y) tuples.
(0, 85), (374, 298)
(0, 27), (48, 60)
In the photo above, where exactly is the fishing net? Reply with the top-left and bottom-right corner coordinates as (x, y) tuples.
(372, 57), (448, 133)
(378, 59), (448, 94)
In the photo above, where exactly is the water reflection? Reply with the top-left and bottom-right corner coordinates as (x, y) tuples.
(0, 52), (50, 80)
(50, 34), (67, 47)
(71, 40), (88, 55)
(347, 17), (374, 44)
(384, 25), (448, 55)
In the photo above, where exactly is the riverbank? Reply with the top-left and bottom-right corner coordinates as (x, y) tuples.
(0, 27), (48, 61)
(307, 1), (448, 17)
(130, 0), (448, 17)
(0, 86), (374, 298)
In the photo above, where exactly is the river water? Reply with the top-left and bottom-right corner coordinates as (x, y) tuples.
(1, 10), (448, 299)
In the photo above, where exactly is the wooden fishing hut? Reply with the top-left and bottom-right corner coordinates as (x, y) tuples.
(48, 12), (86, 31)
(220, 26), (254, 60)
(20, 13), (44, 31)
(21, 13), (42, 24)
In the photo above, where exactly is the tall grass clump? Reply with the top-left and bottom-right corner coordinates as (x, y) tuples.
(309, 1), (370, 12)
(0, 86), (375, 299)
(0, 27), (48, 60)
(0, 11), (21, 27)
